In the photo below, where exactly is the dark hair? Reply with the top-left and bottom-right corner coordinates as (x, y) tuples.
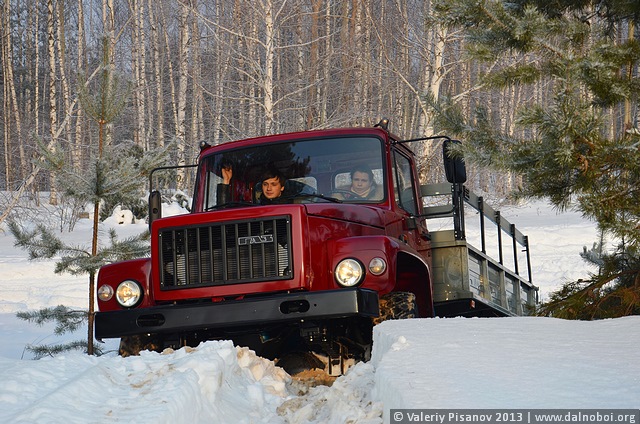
(261, 169), (285, 185)
(350, 165), (374, 183)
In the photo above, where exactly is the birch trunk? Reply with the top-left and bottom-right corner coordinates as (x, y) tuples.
(191, 8), (204, 150)
(131, 0), (148, 149)
(130, 0), (141, 146)
(418, 23), (447, 137)
(75, 0), (86, 169)
(320, 1), (331, 125)
(176, 2), (190, 180)
(262, 0), (276, 134)
(103, 0), (115, 147)
(2, 52), (8, 189)
(2, 0), (13, 187)
(148, 0), (164, 148)
(47, 0), (58, 205)
(247, 12), (258, 136)
(160, 2), (178, 144)
(296, 7), (306, 129)
(33, 1), (40, 139)
(2, 0), (27, 187)
(625, 22), (635, 132)
(211, 1), (234, 144)
(56, 0), (73, 164)
(353, 0), (365, 125)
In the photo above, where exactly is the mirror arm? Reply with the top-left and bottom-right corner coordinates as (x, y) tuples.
(391, 135), (451, 145)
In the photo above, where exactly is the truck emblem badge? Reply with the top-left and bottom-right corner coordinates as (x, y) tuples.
(238, 235), (274, 245)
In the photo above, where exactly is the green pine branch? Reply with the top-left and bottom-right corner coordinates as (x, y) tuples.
(24, 340), (102, 359)
(9, 221), (150, 276)
(435, 0), (640, 319)
(16, 306), (87, 335)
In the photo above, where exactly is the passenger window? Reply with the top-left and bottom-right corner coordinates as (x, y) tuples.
(392, 150), (417, 215)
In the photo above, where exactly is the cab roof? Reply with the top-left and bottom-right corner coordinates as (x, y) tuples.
(199, 126), (402, 157)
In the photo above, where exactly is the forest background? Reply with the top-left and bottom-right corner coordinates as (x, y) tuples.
(1, 0), (640, 322)
(2, 0), (638, 196)
(1, 0), (558, 198)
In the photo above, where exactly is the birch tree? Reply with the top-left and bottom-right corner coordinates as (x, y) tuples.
(1, 0), (15, 187)
(191, 6), (205, 148)
(176, 1), (191, 176)
(56, 0), (73, 162)
(130, 0), (146, 148)
(47, 0), (59, 205)
(148, 0), (165, 148)
(74, 0), (87, 170)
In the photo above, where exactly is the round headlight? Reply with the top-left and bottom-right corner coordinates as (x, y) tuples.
(115, 280), (143, 308)
(97, 284), (114, 301)
(368, 257), (387, 276)
(335, 259), (364, 287)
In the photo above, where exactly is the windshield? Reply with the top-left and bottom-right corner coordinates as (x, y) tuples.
(194, 136), (386, 211)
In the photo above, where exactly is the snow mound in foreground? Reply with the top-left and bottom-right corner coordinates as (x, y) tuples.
(371, 316), (640, 410)
(0, 340), (290, 423)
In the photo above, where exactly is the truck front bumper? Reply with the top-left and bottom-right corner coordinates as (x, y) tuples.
(95, 288), (379, 339)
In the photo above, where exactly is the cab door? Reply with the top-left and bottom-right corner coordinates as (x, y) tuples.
(390, 148), (430, 258)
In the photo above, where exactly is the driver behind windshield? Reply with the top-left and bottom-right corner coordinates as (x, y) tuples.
(217, 165), (286, 205)
(257, 169), (286, 204)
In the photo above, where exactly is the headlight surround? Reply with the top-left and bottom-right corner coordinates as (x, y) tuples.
(97, 284), (114, 301)
(335, 258), (364, 287)
(115, 280), (143, 308)
(368, 257), (387, 276)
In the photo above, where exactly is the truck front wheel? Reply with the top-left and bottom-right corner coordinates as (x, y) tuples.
(373, 291), (418, 325)
(119, 334), (162, 357)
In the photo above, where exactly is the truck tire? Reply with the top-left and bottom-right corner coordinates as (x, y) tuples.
(276, 351), (326, 375)
(119, 335), (162, 357)
(373, 291), (418, 325)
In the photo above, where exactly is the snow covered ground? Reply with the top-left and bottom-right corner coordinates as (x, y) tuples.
(0, 199), (638, 423)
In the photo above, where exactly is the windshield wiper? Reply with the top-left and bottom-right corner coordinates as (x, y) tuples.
(284, 193), (343, 203)
(205, 201), (255, 211)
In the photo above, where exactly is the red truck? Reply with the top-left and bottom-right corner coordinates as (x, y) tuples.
(95, 120), (537, 374)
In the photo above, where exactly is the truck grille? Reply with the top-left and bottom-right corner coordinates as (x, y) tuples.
(158, 216), (292, 289)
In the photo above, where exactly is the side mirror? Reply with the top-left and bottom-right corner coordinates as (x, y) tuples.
(443, 139), (467, 184)
(148, 190), (162, 229)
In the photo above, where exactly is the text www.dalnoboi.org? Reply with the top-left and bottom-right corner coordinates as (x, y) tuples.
(390, 410), (639, 424)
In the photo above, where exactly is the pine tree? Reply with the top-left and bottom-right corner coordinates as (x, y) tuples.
(8, 136), (168, 356)
(9, 36), (171, 356)
(432, 0), (640, 318)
